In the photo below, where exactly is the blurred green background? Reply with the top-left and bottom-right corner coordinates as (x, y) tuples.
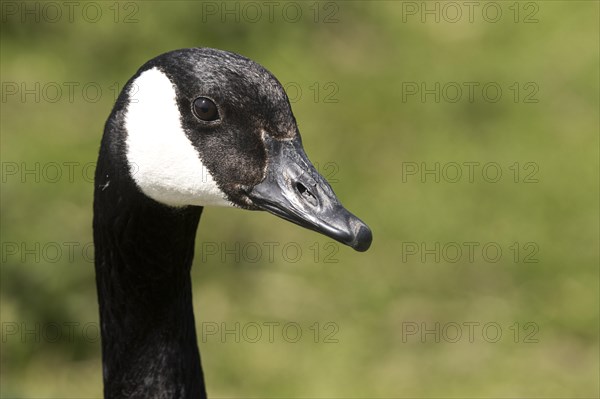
(1, 1), (598, 397)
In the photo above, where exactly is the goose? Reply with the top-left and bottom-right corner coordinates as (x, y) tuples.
(93, 47), (372, 398)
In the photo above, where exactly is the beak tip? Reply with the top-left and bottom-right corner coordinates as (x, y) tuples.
(350, 224), (373, 252)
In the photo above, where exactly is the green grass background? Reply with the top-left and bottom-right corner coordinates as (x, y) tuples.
(1, 1), (598, 397)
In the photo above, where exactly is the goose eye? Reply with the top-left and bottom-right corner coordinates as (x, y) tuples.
(192, 97), (219, 121)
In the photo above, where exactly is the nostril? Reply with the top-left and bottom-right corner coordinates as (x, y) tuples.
(295, 182), (318, 206)
(296, 182), (307, 195)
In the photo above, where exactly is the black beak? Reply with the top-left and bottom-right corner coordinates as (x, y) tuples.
(247, 135), (372, 252)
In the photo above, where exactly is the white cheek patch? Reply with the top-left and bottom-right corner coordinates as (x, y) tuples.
(124, 67), (232, 208)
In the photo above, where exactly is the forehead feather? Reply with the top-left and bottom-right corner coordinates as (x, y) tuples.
(145, 48), (287, 104)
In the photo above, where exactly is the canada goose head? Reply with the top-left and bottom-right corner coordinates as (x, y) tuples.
(114, 48), (372, 251)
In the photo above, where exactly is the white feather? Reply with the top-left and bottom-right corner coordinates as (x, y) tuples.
(124, 68), (232, 207)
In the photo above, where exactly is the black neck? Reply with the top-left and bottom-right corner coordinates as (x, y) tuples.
(93, 150), (206, 398)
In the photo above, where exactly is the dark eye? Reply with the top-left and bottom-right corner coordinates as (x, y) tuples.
(192, 97), (219, 121)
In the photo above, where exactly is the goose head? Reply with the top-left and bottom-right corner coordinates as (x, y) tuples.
(118, 48), (372, 251)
